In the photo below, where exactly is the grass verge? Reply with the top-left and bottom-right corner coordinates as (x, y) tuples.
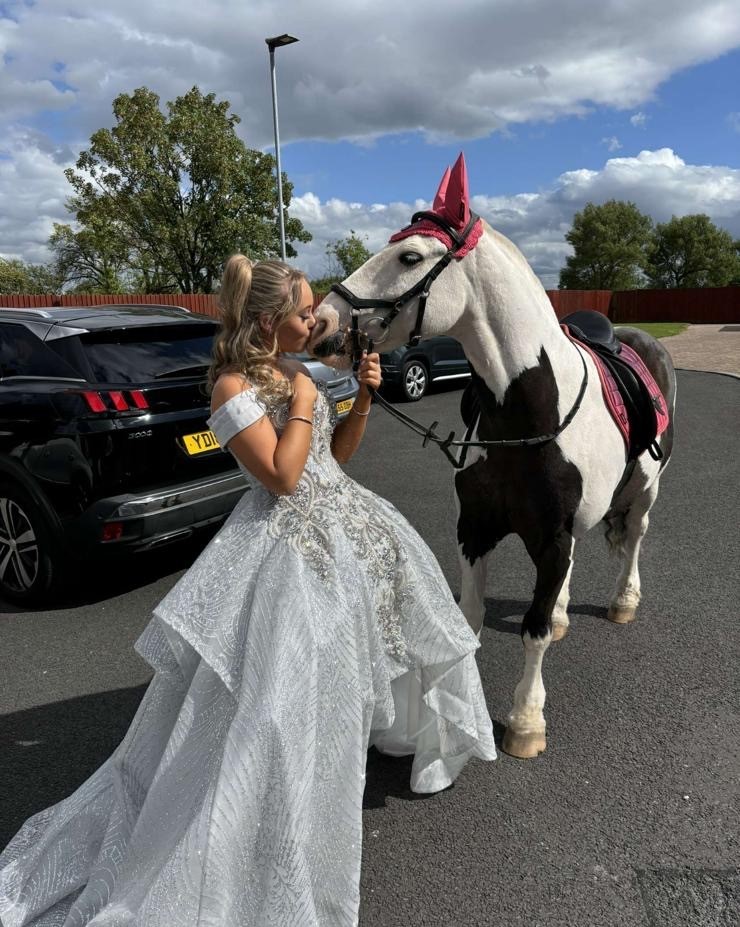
(615, 322), (689, 339)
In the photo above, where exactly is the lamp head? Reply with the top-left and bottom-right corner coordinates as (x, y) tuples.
(266, 34), (299, 50)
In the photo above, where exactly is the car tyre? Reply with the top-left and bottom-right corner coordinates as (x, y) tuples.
(400, 359), (429, 402)
(0, 481), (60, 605)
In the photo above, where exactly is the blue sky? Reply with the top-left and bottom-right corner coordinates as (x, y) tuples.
(282, 49), (740, 204)
(1, 0), (739, 286)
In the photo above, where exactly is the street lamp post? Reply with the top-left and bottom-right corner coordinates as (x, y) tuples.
(265, 33), (299, 261)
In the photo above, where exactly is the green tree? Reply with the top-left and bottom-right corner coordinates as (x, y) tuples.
(311, 230), (372, 291)
(63, 86), (311, 293)
(559, 200), (653, 290)
(0, 258), (61, 294)
(645, 214), (740, 288)
(49, 219), (131, 293)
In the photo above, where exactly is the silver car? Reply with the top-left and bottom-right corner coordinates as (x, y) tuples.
(287, 354), (359, 419)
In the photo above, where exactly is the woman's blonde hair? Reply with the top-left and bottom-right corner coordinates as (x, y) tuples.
(209, 255), (308, 403)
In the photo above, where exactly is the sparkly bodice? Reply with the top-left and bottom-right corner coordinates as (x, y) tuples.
(208, 383), (414, 665)
(207, 380), (342, 494)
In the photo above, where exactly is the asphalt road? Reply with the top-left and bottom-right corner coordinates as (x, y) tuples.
(1, 370), (738, 926)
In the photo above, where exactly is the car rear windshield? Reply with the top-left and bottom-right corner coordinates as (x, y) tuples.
(73, 324), (218, 383)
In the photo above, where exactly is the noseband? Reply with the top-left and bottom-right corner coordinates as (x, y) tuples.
(330, 210), (481, 354)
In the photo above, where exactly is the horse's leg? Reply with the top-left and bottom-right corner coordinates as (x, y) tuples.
(502, 530), (573, 758)
(606, 479), (660, 624)
(551, 537), (575, 641)
(458, 549), (491, 638)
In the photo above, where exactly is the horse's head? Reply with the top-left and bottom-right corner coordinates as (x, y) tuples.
(309, 154), (483, 368)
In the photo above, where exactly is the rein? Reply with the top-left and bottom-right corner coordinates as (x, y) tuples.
(328, 209), (590, 469)
(368, 346), (589, 469)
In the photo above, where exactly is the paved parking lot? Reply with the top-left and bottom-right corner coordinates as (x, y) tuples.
(1, 370), (738, 926)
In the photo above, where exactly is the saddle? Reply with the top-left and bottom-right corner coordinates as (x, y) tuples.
(460, 311), (669, 461)
(560, 311), (669, 460)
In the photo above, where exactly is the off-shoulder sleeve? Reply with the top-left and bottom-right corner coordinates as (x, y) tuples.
(207, 390), (268, 449)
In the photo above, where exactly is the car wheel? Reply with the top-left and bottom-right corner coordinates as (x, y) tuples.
(401, 360), (428, 401)
(0, 481), (58, 605)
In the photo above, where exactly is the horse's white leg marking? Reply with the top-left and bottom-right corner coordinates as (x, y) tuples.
(551, 537), (575, 641)
(608, 478), (660, 624)
(503, 632), (550, 757)
(458, 550), (490, 638)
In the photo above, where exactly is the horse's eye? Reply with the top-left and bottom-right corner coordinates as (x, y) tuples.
(399, 251), (422, 267)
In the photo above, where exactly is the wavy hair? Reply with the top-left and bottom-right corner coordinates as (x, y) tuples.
(209, 255), (308, 404)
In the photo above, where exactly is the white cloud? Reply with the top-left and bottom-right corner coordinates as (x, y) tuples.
(630, 112), (648, 127)
(0, 131), (73, 264)
(601, 135), (623, 151)
(289, 148), (740, 288)
(1, 1), (739, 146)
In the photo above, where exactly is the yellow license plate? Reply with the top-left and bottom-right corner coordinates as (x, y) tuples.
(182, 430), (221, 455)
(336, 398), (355, 414)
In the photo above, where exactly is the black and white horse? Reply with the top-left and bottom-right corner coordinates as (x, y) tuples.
(310, 155), (676, 759)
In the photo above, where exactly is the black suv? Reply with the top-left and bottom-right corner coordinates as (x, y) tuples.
(379, 336), (470, 401)
(0, 305), (356, 604)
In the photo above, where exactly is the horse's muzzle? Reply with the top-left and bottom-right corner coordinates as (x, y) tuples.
(311, 330), (350, 359)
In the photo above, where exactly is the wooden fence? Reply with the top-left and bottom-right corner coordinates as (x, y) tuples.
(1, 287), (738, 323)
(608, 287), (739, 324)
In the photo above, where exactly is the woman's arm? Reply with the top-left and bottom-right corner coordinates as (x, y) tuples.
(331, 352), (382, 464)
(211, 372), (317, 495)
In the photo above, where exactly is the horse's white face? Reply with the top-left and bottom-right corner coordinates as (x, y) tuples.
(309, 233), (474, 368)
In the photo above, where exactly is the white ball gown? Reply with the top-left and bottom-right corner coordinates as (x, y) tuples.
(0, 383), (496, 927)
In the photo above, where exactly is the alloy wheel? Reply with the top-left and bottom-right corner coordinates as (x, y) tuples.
(404, 363), (428, 400)
(0, 496), (40, 594)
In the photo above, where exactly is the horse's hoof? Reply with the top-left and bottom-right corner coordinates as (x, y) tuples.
(607, 604), (637, 624)
(551, 623), (568, 641)
(502, 728), (547, 759)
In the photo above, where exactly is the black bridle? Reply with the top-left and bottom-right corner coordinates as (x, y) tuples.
(327, 210), (589, 469)
(331, 210), (481, 351)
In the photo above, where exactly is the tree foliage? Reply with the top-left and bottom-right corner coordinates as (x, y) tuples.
(62, 86), (311, 294)
(49, 219), (131, 294)
(645, 213), (740, 288)
(311, 230), (372, 291)
(0, 258), (62, 295)
(559, 200), (653, 290)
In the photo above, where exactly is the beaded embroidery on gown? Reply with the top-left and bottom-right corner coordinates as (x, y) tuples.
(0, 384), (496, 927)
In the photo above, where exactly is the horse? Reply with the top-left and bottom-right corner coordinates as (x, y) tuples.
(309, 153), (676, 759)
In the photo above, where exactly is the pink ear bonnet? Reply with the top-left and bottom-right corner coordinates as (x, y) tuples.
(389, 153), (482, 257)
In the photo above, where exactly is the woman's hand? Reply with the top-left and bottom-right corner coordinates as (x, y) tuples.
(357, 352), (382, 392)
(293, 370), (318, 405)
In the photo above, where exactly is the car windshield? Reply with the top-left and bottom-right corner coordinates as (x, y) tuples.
(79, 325), (217, 383)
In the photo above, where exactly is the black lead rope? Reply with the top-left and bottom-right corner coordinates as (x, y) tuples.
(357, 341), (589, 469)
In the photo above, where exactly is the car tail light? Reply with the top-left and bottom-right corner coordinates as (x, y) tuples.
(108, 391), (129, 411)
(82, 391), (107, 413)
(77, 390), (149, 414)
(129, 390), (149, 410)
(101, 522), (124, 542)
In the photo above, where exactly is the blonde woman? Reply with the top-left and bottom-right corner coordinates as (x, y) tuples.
(0, 256), (495, 927)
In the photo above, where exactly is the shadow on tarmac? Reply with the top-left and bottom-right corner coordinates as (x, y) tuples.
(1, 684), (148, 847)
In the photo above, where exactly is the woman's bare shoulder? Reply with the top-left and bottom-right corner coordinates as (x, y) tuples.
(210, 372), (254, 414)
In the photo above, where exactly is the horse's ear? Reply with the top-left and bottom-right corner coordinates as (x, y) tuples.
(432, 166), (451, 212)
(444, 152), (470, 227)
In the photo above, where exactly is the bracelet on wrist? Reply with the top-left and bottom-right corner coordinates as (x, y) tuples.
(351, 405), (371, 417)
(286, 415), (313, 426)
